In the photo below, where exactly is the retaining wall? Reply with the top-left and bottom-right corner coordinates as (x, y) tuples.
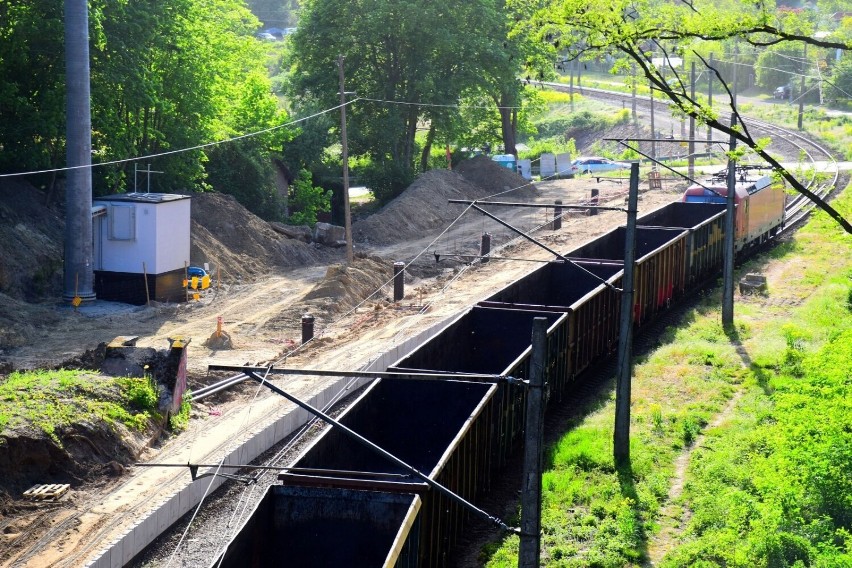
(83, 316), (453, 568)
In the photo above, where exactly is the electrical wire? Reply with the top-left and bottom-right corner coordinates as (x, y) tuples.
(0, 100), (359, 179)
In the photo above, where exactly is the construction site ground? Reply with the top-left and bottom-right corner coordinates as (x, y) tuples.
(0, 155), (689, 566)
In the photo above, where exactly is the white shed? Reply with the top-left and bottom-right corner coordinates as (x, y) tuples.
(93, 193), (191, 304)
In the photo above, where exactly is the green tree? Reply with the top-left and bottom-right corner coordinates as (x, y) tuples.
(287, 168), (330, 226)
(0, 1), (67, 194)
(827, 54), (852, 101)
(0, 0), (292, 208)
(542, 0), (852, 233)
(288, 0), (546, 202)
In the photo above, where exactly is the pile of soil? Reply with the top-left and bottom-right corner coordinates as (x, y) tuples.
(260, 256), (396, 335)
(0, 418), (147, 496)
(189, 192), (332, 281)
(0, 181), (65, 302)
(353, 157), (536, 246)
(455, 154), (536, 198)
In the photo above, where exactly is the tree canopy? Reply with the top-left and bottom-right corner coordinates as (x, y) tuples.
(0, 0), (292, 219)
(541, 0), (852, 233)
(287, 0), (548, 201)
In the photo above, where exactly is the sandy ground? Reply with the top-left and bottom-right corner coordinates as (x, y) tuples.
(0, 174), (686, 567)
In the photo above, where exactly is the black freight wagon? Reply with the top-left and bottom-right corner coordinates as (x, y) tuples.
(477, 260), (622, 397)
(388, 306), (565, 467)
(637, 202), (726, 286)
(214, 377), (497, 568)
(565, 226), (688, 326)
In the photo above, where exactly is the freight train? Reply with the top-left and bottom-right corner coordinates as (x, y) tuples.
(213, 166), (786, 568)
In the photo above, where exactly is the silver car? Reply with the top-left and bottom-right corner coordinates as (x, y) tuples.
(570, 157), (630, 175)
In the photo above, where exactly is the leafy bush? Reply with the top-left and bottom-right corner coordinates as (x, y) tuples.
(169, 393), (192, 431)
(361, 160), (414, 204)
(287, 168), (331, 226)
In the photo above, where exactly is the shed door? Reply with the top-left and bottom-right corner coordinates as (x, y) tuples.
(108, 204), (136, 241)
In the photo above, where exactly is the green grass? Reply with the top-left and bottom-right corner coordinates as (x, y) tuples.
(0, 369), (161, 442)
(483, 184), (852, 566)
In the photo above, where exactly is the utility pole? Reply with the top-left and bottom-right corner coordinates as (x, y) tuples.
(798, 43), (807, 131)
(707, 53), (714, 151)
(338, 55), (354, 264)
(722, 45), (738, 330)
(688, 61), (696, 181)
(649, 86), (656, 160)
(613, 162), (639, 467)
(63, 0), (95, 304)
(631, 63), (637, 123)
(519, 317), (547, 567)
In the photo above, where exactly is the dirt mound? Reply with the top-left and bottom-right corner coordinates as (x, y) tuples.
(0, 181), (65, 302)
(0, 420), (148, 497)
(569, 122), (695, 162)
(190, 192), (332, 281)
(455, 155), (536, 198)
(263, 256), (395, 335)
(353, 167), (498, 246)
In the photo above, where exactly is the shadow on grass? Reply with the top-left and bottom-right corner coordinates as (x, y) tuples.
(617, 460), (650, 564)
(725, 325), (773, 394)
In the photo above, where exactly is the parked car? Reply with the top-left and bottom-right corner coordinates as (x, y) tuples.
(773, 85), (791, 100)
(570, 157), (630, 175)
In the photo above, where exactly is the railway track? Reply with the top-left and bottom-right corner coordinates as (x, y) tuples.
(546, 83), (841, 228)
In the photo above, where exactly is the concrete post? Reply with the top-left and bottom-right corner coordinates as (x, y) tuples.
(393, 262), (405, 301)
(480, 233), (492, 263)
(614, 163), (639, 468)
(552, 200), (563, 230)
(519, 317), (547, 567)
(301, 314), (315, 344)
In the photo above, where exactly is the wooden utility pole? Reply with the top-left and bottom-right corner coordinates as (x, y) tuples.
(338, 55), (354, 264)
(613, 163), (639, 467)
(519, 317), (547, 567)
(722, 45), (738, 330)
(798, 43), (807, 131)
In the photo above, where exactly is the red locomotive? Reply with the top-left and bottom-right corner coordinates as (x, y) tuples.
(682, 165), (786, 251)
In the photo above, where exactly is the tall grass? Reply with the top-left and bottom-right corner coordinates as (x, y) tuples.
(0, 369), (161, 442)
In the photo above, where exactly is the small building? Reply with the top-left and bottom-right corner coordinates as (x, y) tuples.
(93, 193), (191, 305)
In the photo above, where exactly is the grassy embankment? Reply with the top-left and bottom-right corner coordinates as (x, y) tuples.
(0, 370), (190, 442)
(483, 183), (852, 566)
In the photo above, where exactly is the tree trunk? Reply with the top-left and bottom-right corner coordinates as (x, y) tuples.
(499, 91), (517, 156)
(420, 123), (436, 172)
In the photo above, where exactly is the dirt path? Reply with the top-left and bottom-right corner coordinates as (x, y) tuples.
(1, 176), (684, 567)
(644, 389), (744, 565)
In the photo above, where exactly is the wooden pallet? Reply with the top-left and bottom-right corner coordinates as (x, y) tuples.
(23, 484), (70, 501)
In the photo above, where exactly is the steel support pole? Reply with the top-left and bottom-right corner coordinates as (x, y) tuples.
(688, 62), (696, 181)
(519, 317), (547, 567)
(707, 53), (714, 150)
(63, 0), (95, 303)
(798, 43), (807, 131)
(722, 45), (738, 330)
(613, 163), (639, 467)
